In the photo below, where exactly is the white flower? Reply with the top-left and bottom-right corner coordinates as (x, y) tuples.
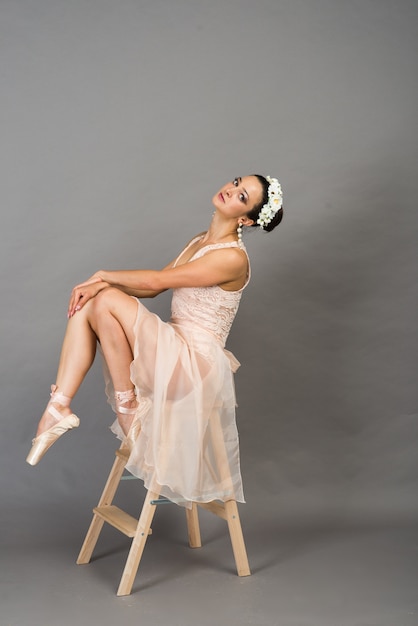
(257, 176), (283, 229)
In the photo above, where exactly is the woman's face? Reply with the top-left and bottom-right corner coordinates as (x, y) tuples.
(212, 176), (263, 219)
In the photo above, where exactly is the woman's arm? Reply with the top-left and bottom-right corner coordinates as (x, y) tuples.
(112, 285), (164, 299)
(90, 247), (248, 293)
(68, 233), (247, 316)
(113, 246), (188, 298)
(67, 250), (183, 316)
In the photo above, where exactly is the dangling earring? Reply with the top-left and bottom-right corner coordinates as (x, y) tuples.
(237, 222), (244, 249)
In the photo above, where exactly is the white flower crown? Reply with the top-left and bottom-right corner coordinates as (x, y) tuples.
(256, 176), (283, 229)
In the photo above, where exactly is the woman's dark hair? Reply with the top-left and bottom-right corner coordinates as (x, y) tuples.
(246, 174), (283, 232)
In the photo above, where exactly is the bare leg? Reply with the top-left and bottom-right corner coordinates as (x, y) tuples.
(87, 288), (139, 434)
(35, 301), (97, 436)
(36, 288), (139, 437)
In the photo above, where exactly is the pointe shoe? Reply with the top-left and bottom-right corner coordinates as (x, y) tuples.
(114, 389), (151, 450)
(126, 396), (152, 450)
(26, 386), (80, 466)
(115, 389), (138, 449)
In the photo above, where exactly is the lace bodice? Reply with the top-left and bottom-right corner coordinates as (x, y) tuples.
(170, 236), (250, 346)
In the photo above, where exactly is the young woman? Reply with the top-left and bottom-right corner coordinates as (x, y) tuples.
(26, 174), (283, 506)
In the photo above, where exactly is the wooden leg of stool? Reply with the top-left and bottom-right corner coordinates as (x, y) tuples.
(76, 515), (106, 565)
(185, 503), (202, 548)
(117, 489), (159, 596)
(224, 500), (251, 576)
(77, 449), (128, 565)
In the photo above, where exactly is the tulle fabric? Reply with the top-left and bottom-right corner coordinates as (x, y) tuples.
(103, 301), (245, 508)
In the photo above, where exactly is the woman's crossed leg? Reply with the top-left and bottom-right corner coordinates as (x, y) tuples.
(28, 288), (139, 464)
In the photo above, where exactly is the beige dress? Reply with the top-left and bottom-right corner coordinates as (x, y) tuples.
(105, 235), (250, 507)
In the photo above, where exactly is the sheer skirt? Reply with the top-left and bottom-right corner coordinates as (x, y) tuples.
(102, 298), (244, 508)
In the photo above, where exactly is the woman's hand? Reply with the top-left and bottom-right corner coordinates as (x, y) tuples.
(68, 279), (109, 318)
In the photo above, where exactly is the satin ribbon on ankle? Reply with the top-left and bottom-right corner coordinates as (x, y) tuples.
(114, 389), (137, 415)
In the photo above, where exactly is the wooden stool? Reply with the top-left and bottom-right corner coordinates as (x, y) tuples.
(76, 445), (251, 595)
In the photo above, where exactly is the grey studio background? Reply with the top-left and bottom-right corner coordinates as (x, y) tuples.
(1, 1), (417, 625)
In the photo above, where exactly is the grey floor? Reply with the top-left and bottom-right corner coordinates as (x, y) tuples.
(1, 488), (417, 626)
